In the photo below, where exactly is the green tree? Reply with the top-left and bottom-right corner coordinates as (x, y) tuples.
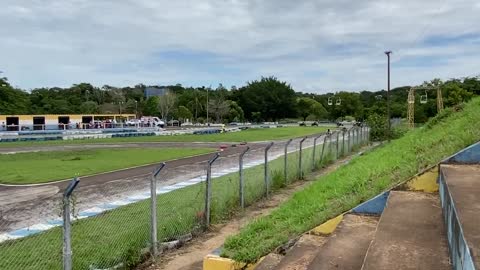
(327, 92), (363, 121)
(79, 101), (99, 114)
(366, 113), (387, 141)
(176, 106), (193, 122)
(0, 78), (30, 114)
(311, 102), (328, 120)
(297, 97), (328, 121)
(158, 91), (177, 120)
(143, 96), (159, 116)
(251, 112), (263, 123)
(297, 98), (315, 121)
(125, 99), (139, 114)
(226, 101), (245, 122)
(208, 98), (229, 123)
(236, 76), (297, 121)
(461, 76), (480, 95)
(443, 83), (473, 106)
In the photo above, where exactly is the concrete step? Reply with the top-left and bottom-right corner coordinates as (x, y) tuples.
(268, 234), (328, 270)
(361, 191), (450, 270)
(442, 164), (480, 268)
(307, 214), (379, 270)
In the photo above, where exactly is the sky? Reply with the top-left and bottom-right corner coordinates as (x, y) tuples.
(0, 0), (479, 93)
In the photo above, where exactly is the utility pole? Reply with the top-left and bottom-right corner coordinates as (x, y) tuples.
(385, 51), (392, 142)
(206, 86), (210, 126)
(135, 100), (138, 118)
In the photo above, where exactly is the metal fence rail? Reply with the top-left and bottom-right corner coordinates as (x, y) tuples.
(439, 168), (475, 270)
(0, 128), (369, 270)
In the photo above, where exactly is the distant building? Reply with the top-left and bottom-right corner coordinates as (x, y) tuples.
(145, 87), (169, 98)
(0, 114), (135, 131)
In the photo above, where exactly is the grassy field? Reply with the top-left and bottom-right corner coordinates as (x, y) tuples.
(222, 98), (480, 263)
(0, 130), (356, 270)
(0, 126), (331, 148)
(0, 148), (213, 184)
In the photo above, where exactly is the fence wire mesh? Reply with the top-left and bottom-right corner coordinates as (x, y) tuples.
(155, 164), (205, 245)
(210, 152), (240, 223)
(285, 139), (300, 184)
(0, 128), (370, 270)
(0, 190), (63, 270)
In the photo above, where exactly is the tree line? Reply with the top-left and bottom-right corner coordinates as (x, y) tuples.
(1, 75), (478, 124)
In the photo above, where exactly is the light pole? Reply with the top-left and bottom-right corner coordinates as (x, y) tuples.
(134, 100), (138, 118)
(117, 101), (124, 114)
(385, 51), (392, 142)
(206, 86), (210, 126)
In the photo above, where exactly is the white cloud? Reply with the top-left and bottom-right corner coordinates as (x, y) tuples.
(0, 0), (479, 92)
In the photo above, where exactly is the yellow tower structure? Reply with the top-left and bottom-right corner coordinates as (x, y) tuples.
(437, 87), (444, 112)
(407, 87), (416, 129)
(407, 84), (444, 129)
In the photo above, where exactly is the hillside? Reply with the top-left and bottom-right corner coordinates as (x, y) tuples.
(222, 96), (480, 263)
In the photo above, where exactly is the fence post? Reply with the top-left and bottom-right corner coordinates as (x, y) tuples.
(264, 142), (274, 198)
(366, 125), (370, 144)
(360, 126), (364, 145)
(63, 177), (80, 270)
(366, 126), (370, 144)
(359, 127), (362, 145)
(319, 133), (329, 166)
(299, 137), (307, 179)
(150, 163), (166, 258)
(352, 128), (356, 148)
(335, 131), (340, 160)
(346, 128), (350, 153)
(284, 139), (293, 184)
(356, 127), (360, 145)
(239, 146), (250, 209)
(364, 126), (367, 144)
(342, 129), (346, 156)
(205, 152), (220, 229)
(356, 127), (360, 146)
(363, 126), (365, 144)
(313, 134), (323, 169)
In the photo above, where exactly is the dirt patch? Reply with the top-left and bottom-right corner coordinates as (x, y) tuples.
(139, 146), (373, 270)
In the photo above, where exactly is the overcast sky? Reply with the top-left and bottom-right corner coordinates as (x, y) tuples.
(1, 0), (479, 93)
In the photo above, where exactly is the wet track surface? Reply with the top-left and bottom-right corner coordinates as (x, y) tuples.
(0, 133), (345, 236)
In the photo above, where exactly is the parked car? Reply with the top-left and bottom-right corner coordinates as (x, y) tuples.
(168, 119), (180, 127)
(311, 121), (319, 126)
(126, 119), (141, 126)
(141, 116), (165, 128)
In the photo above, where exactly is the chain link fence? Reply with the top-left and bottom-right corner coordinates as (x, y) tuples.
(0, 127), (369, 269)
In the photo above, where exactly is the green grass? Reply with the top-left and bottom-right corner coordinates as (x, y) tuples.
(222, 97), (480, 263)
(0, 127), (331, 148)
(0, 182), (207, 270)
(0, 148), (213, 184)
(0, 130), (359, 270)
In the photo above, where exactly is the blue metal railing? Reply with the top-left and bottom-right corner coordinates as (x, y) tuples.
(439, 167), (476, 270)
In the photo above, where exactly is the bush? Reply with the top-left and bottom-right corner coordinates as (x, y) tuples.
(366, 113), (387, 141)
(424, 103), (464, 130)
(391, 120), (409, 139)
(424, 108), (454, 129)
